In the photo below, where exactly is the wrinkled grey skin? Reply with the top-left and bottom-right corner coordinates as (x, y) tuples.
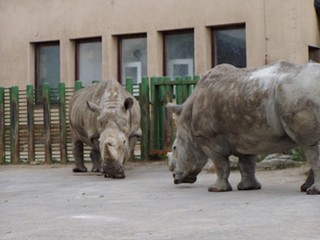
(167, 61), (320, 194)
(69, 80), (141, 178)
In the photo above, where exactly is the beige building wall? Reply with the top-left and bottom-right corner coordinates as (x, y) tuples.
(0, 0), (319, 88)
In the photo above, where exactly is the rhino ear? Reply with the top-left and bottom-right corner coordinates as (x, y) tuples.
(166, 103), (183, 116)
(124, 97), (134, 110)
(87, 101), (101, 113)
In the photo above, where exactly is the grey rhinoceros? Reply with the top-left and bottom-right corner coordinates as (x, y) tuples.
(69, 80), (141, 178)
(167, 61), (320, 194)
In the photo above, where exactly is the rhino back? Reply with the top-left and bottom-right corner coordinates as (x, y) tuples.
(184, 62), (309, 155)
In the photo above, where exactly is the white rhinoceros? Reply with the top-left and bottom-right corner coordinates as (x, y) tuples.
(69, 80), (141, 178)
(167, 61), (320, 194)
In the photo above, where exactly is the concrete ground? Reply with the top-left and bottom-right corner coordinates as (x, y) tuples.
(0, 161), (319, 240)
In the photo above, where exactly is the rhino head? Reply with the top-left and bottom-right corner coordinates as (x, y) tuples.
(167, 103), (208, 184)
(87, 98), (134, 179)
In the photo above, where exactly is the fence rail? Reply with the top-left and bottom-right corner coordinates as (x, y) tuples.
(0, 76), (198, 164)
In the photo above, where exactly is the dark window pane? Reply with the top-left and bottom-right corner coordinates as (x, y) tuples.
(35, 42), (60, 103)
(77, 41), (102, 86)
(120, 37), (147, 84)
(213, 26), (246, 68)
(39, 45), (60, 88)
(165, 32), (194, 79)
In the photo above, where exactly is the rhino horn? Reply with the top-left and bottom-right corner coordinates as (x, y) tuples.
(87, 101), (101, 113)
(166, 103), (183, 116)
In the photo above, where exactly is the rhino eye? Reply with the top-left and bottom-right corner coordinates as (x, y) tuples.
(173, 146), (177, 150)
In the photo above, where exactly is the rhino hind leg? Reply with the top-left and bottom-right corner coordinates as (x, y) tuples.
(300, 169), (314, 192)
(237, 154), (261, 190)
(208, 157), (232, 192)
(90, 149), (102, 172)
(301, 146), (320, 194)
(72, 140), (87, 173)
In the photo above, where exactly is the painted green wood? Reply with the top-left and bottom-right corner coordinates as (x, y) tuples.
(75, 80), (83, 91)
(26, 85), (35, 163)
(139, 77), (150, 160)
(125, 77), (134, 95)
(42, 83), (52, 164)
(10, 86), (19, 164)
(0, 87), (5, 164)
(175, 76), (183, 105)
(151, 77), (160, 151)
(163, 77), (174, 151)
(158, 77), (166, 149)
(58, 82), (67, 163)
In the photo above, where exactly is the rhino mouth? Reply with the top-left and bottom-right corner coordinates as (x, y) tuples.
(173, 172), (197, 184)
(103, 166), (125, 179)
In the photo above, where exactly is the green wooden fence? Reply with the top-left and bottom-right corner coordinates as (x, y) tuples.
(0, 76), (198, 164)
(150, 76), (199, 155)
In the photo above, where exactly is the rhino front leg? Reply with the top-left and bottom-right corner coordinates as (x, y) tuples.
(124, 136), (138, 162)
(208, 157), (232, 192)
(237, 154), (261, 190)
(90, 149), (102, 172)
(72, 139), (87, 173)
(301, 146), (320, 194)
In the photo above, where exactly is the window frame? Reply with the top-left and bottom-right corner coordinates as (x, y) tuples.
(117, 33), (147, 84)
(211, 23), (246, 67)
(75, 37), (102, 83)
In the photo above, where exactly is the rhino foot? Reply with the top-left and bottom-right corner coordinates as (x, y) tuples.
(91, 166), (102, 173)
(104, 167), (125, 179)
(306, 184), (320, 195)
(104, 172), (125, 179)
(237, 180), (261, 191)
(208, 182), (232, 192)
(73, 166), (88, 173)
(300, 169), (314, 192)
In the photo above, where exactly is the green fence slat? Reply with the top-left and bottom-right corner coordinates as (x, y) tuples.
(139, 77), (150, 160)
(10, 86), (19, 164)
(26, 85), (35, 163)
(59, 82), (67, 163)
(42, 83), (52, 164)
(125, 77), (134, 94)
(151, 77), (160, 151)
(75, 80), (83, 91)
(164, 76), (174, 151)
(0, 87), (5, 164)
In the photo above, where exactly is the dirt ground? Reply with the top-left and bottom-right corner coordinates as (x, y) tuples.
(0, 161), (319, 240)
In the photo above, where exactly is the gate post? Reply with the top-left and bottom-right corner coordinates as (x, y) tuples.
(59, 82), (67, 164)
(26, 85), (35, 163)
(42, 83), (52, 164)
(10, 86), (19, 164)
(0, 87), (5, 164)
(139, 77), (150, 160)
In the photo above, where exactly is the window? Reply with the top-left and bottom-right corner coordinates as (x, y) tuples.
(164, 30), (194, 79)
(76, 38), (102, 86)
(118, 34), (147, 85)
(35, 41), (60, 102)
(212, 24), (246, 67)
(309, 46), (320, 63)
